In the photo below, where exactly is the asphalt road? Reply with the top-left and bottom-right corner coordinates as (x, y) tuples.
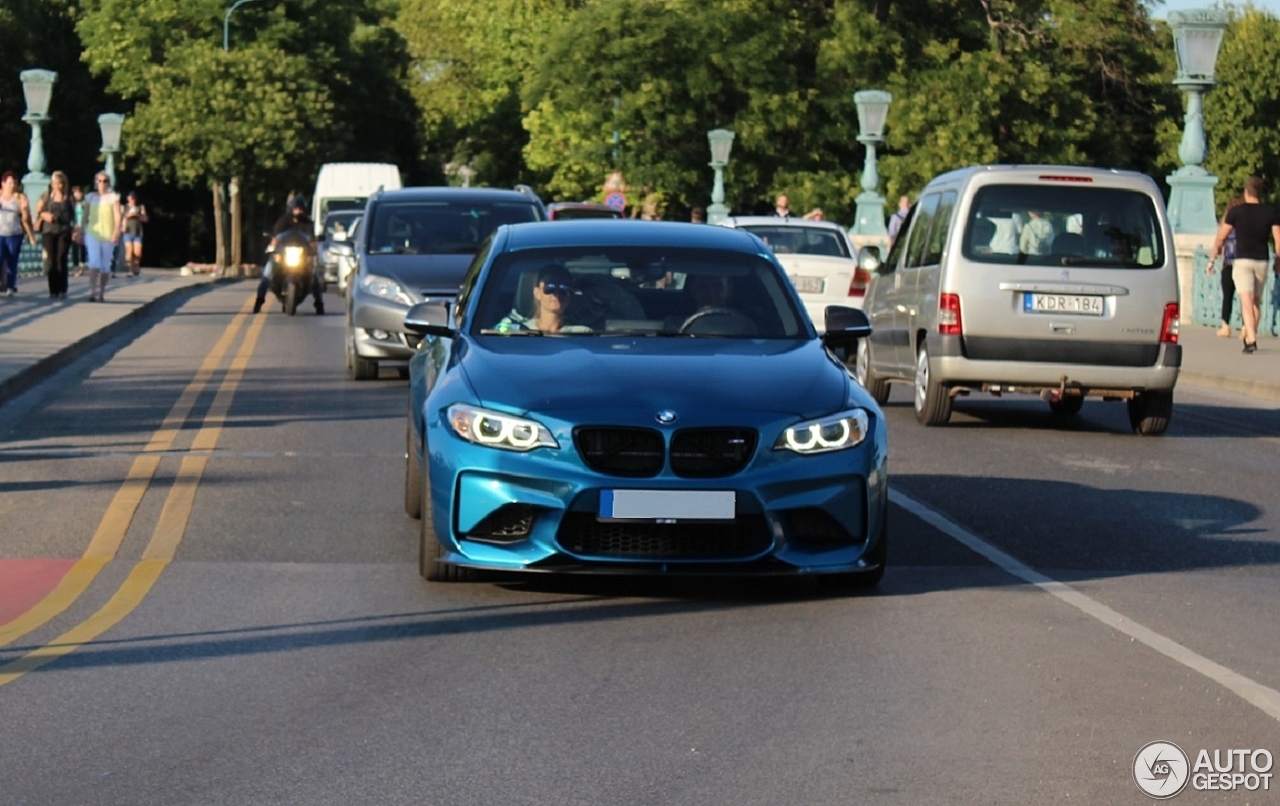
(1, 283), (1278, 805)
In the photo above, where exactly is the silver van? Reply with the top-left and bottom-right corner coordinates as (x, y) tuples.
(855, 165), (1181, 435)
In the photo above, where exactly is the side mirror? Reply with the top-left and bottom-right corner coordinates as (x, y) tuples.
(858, 245), (887, 275)
(329, 242), (354, 258)
(404, 301), (455, 339)
(332, 231), (348, 243)
(821, 306), (873, 352)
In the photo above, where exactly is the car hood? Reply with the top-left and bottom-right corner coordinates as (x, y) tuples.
(459, 337), (850, 420)
(363, 254), (473, 295)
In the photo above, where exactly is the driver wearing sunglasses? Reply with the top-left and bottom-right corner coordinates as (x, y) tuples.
(493, 264), (591, 334)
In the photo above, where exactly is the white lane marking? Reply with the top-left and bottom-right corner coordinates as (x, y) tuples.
(890, 487), (1280, 723)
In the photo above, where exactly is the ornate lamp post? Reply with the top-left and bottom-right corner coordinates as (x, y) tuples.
(97, 113), (124, 188)
(1166, 9), (1228, 235)
(20, 69), (57, 205)
(851, 90), (891, 243)
(705, 128), (735, 225)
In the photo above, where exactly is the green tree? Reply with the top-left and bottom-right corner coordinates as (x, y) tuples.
(1200, 8), (1280, 206)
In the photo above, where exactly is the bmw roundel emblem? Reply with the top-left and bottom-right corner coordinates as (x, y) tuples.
(655, 410), (678, 424)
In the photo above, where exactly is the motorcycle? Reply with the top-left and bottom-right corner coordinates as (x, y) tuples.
(267, 228), (317, 316)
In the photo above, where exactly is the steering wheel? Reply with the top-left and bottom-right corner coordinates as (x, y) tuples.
(678, 307), (758, 336)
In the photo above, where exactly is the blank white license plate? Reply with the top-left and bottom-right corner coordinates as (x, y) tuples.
(1024, 293), (1104, 316)
(599, 490), (736, 522)
(790, 275), (825, 294)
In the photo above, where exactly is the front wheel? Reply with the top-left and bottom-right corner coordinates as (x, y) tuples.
(1127, 390), (1173, 436)
(284, 281), (299, 316)
(854, 339), (890, 405)
(404, 421), (422, 519)
(913, 344), (952, 426)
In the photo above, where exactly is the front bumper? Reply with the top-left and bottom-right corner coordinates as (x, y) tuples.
(350, 291), (416, 361)
(422, 411), (889, 576)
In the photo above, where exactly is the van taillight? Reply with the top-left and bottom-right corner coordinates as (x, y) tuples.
(848, 268), (870, 298)
(1159, 302), (1180, 344)
(939, 293), (962, 335)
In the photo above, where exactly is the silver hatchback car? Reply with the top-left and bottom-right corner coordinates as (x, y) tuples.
(856, 165), (1181, 435)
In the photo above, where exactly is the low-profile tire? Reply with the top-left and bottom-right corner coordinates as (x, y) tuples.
(854, 339), (890, 405)
(1048, 395), (1084, 417)
(284, 282), (298, 316)
(350, 347), (378, 381)
(1127, 390), (1173, 436)
(404, 421), (422, 520)
(818, 512), (887, 591)
(913, 344), (952, 426)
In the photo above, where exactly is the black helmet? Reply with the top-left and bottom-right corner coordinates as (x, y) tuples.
(288, 195), (307, 212)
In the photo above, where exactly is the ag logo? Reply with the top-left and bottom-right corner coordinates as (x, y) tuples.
(1134, 741), (1190, 799)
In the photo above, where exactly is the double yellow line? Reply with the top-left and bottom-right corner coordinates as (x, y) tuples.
(0, 297), (266, 686)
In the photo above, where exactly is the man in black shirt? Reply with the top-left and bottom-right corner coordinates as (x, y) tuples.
(1212, 176), (1280, 353)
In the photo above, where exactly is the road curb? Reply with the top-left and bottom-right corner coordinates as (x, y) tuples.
(1179, 370), (1280, 404)
(0, 281), (215, 404)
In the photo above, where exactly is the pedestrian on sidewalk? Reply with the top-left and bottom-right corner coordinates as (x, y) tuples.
(0, 171), (37, 297)
(1208, 194), (1243, 337)
(121, 190), (147, 277)
(70, 184), (87, 277)
(35, 170), (73, 299)
(83, 172), (122, 302)
(1212, 176), (1280, 354)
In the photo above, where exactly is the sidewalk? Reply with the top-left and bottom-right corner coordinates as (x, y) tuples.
(1, 268), (1279, 405)
(0, 268), (224, 401)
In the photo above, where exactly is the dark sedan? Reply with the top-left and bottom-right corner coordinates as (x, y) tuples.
(345, 187), (545, 380)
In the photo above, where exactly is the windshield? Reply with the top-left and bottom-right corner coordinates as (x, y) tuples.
(367, 201), (543, 255)
(963, 184), (1165, 268)
(738, 225), (850, 258)
(472, 246), (808, 338)
(323, 211), (361, 240)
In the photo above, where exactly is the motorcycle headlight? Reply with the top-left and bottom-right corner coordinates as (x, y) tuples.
(283, 246), (305, 268)
(359, 274), (414, 306)
(447, 403), (558, 452)
(774, 409), (870, 454)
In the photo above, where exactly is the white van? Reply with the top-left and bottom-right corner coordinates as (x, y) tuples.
(856, 165), (1181, 435)
(311, 162), (402, 236)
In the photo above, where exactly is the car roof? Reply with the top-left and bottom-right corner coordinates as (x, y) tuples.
(372, 186), (541, 204)
(501, 220), (765, 252)
(720, 216), (846, 232)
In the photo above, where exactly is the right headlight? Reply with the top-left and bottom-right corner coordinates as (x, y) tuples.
(447, 403), (558, 452)
(774, 409), (870, 454)
(359, 274), (413, 306)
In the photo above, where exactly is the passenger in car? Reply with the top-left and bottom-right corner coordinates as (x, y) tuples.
(494, 264), (589, 334)
(1019, 209), (1055, 255)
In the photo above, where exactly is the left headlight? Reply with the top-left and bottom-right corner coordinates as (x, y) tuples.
(774, 409), (870, 454)
(359, 273), (414, 306)
(447, 403), (558, 452)
(283, 245), (306, 268)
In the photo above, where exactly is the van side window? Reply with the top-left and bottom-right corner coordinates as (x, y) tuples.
(904, 194), (940, 269)
(922, 191), (956, 265)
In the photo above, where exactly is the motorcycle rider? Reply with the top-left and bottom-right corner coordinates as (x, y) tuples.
(253, 195), (324, 314)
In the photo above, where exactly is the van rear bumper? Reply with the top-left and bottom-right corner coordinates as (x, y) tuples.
(928, 333), (1180, 393)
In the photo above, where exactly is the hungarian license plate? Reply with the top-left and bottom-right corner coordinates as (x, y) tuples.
(790, 275), (825, 294)
(599, 490), (736, 522)
(1024, 293), (1104, 316)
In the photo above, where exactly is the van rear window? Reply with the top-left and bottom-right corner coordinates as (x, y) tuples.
(963, 185), (1164, 268)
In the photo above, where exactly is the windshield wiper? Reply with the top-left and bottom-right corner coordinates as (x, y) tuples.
(479, 329), (543, 336)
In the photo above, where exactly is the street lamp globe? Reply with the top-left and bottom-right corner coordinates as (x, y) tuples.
(98, 113), (125, 188)
(21, 69), (57, 120)
(851, 90), (892, 244)
(708, 128), (735, 167)
(1171, 11), (1226, 84)
(706, 128), (735, 224)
